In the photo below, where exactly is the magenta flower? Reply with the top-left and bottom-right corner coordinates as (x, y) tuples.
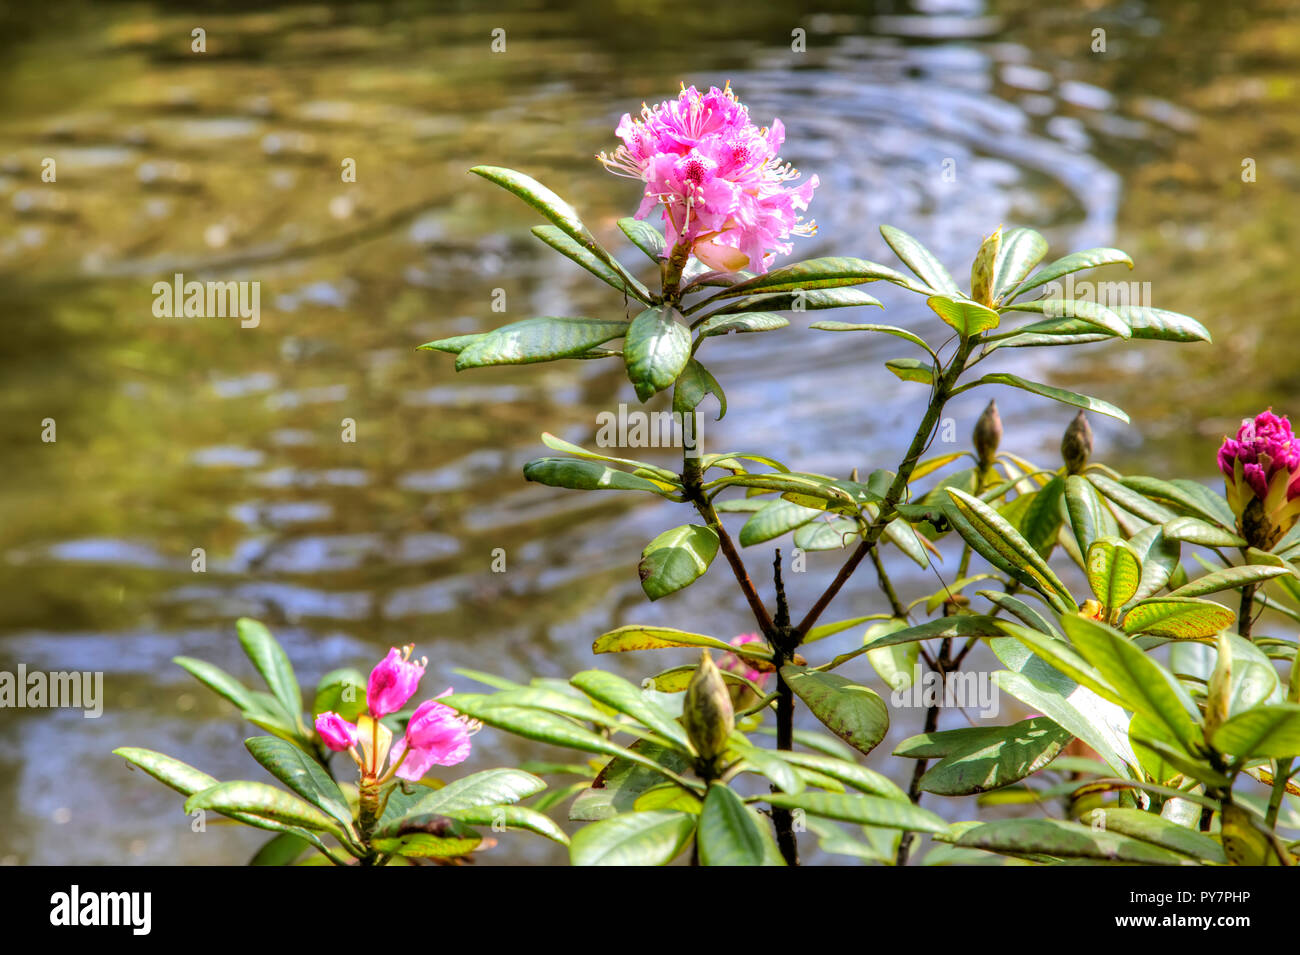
(599, 83), (817, 274)
(367, 646), (425, 718)
(1218, 409), (1300, 547)
(315, 711), (358, 752)
(718, 633), (771, 688)
(390, 692), (473, 781)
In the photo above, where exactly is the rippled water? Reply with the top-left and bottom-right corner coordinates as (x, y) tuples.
(1, 0), (1297, 864)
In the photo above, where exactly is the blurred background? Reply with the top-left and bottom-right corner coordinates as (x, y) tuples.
(0, 0), (1296, 864)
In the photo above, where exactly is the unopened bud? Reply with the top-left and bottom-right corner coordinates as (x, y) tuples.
(973, 400), (1002, 468)
(970, 226), (1002, 306)
(1061, 411), (1093, 474)
(683, 651), (734, 763)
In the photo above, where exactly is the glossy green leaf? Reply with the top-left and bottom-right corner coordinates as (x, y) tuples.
(471, 165), (603, 255)
(864, 618), (917, 693)
(618, 216), (666, 263)
(944, 487), (1077, 612)
(697, 783), (784, 866)
(1129, 525), (1182, 601)
(1111, 305), (1211, 343)
(311, 667), (366, 723)
(456, 317), (629, 369)
(1086, 537), (1141, 612)
(739, 499), (822, 547)
(371, 813), (482, 858)
(990, 227), (1048, 301)
(593, 625), (767, 658)
(1169, 564), (1291, 599)
(570, 810), (696, 866)
(781, 665), (889, 756)
(959, 373), (1128, 423)
(236, 618), (302, 726)
(185, 781), (344, 838)
(766, 791), (947, 833)
(885, 357), (936, 384)
(245, 736), (353, 830)
(637, 524), (719, 600)
(672, 358), (727, 420)
(776, 750), (907, 799)
(1162, 516), (1246, 548)
(1123, 597), (1236, 638)
(808, 321), (936, 358)
(440, 804), (569, 845)
(532, 225), (651, 302)
(249, 831), (312, 866)
(1017, 475), (1065, 557)
(895, 717), (1073, 796)
(1211, 704), (1300, 759)
(955, 818), (1193, 865)
(1094, 808), (1226, 863)
(625, 306), (691, 402)
(570, 670), (691, 750)
(698, 287), (882, 318)
(401, 768), (547, 817)
(713, 256), (915, 297)
(879, 225), (962, 295)
(1121, 476), (1235, 529)
(570, 742), (693, 821)
(695, 311), (789, 338)
(1002, 299), (1129, 338)
(1067, 476), (1121, 553)
(927, 294), (1000, 337)
(172, 656), (256, 714)
(523, 457), (673, 495)
(1009, 247), (1133, 299)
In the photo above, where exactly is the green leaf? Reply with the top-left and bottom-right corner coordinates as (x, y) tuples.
(1122, 597), (1236, 638)
(637, 524), (719, 601)
(777, 750), (907, 799)
(808, 321), (936, 358)
(781, 665), (889, 756)
(739, 498), (822, 547)
(1162, 516), (1246, 548)
(729, 741), (804, 795)
(894, 717), (1074, 796)
(1009, 247), (1133, 300)
(944, 487), (1077, 612)
(1086, 537), (1142, 613)
(696, 287), (881, 318)
(1211, 704), (1300, 759)
(440, 805), (570, 845)
(457, 317), (629, 369)
(571, 742), (692, 821)
(672, 358), (726, 419)
(249, 832), (312, 866)
(697, 783), (784, 865)
(236, 618), (302, 727)
(593, 625), (768, 658)
(311, 668), (366, 723)
(1018, 475), (1066, 557)
(927, 294), (1000, 337)
(1002, 299), (1130, 338)
(857, 614), (1005, 652)
(885, 357), (937, 384)
(523, 457), (673, 495)
(996, 620), (1128, 709)
(570, 810), (697, 866)
(185, 781), (344, 838)
(570, 670), (691, 750)
(404, 768), (547, 815)
(244, 736), (353, 830)
(879, 225), (961, 295)
(1087, 473), (1176, 525)
(864, 618), (918, 693)
(532, 225), (651, 302)
(712, 256), (914, 297)
(1066, 475), (1121, 553)
(625, 306), (692, 401)
(955, 818), (1194, 865)
(959, 373), (1128, 423)
(618, 217), (666, 264)
(695, 311), (789, 338)
(1111, 305), (1211, 343)
(1121, 476), (1235, 529)
(371, 813), (483, 858)
(1129, 525), (1182, 600)
(471, 165), (604, 257)
(766, 791), (947, 833)
(417, 333), (482, 354)
(1094, 808), (1226, 863)
(991, 227), (1048, 302)
(539, 432), (679, 482)
(172, 656), (256, 713)
(1061, 614), (1202, 752)
(794, 518), (860, 551)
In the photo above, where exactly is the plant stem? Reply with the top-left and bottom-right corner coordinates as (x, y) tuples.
(1238, 582), (1258, 640)
(796, 339), (975, 639)
(1266, 758), (1294, 829)
(896, 668), (943, 867)
(772, 670), (799, 865)
(870, 546), (907, 620)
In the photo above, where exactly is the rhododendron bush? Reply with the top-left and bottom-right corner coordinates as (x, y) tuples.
(117, 86), (1300, 867)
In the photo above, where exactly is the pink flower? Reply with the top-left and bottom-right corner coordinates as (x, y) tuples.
(598, 83), (817, 274)
(390, 692), (473, 781)
(1218, 409), (1300, 547)
(315, 711), (358, 752)
(718, 633), (771, 688)
(367, 646), (425, 719)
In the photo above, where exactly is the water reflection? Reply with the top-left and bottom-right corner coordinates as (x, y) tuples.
(0, 0), (1295, 864)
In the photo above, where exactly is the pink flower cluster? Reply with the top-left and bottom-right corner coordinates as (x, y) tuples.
(315, 646), (473, 781)
(718, 633), (772, 688)
(599, 83), (817, 274)
(1218, 409), (1300, 547)
(1218, 410), (1300, 502)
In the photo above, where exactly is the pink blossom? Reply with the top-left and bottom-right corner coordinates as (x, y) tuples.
(315, 711), (358, 752)
(1218, 409), (1300, 547)
(390, 692), (473, 781)
(599, 83), (817, 274)
(367, 647), (425, 719)
(718, 633), (771, 688)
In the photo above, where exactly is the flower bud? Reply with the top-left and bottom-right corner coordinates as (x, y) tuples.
(683, 651), (734, 763)
(970, 226), (1002, 306)
(973, 400), (1002, 469)
(315, 711), (358, 751)
(367, 646), (425, 718)
(1061, 411), (1093, 474)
